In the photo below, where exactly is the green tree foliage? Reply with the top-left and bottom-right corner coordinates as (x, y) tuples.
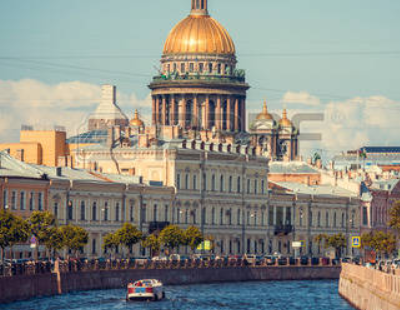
(388, 201), (400, 233)
(0, 211), (30, 260)
(102, 232), (120, 258)
(314, 233), (347, 258)
(45, 227), (65, 259)
(60, 225), (88, 257)
(183, 226), (204, 251)
(115, 223), (143, 257)
(159, 225), (185, 252)
(141, 234), (161, 257)
(0, 210), (16, 261)
(29, 211), (56, 248)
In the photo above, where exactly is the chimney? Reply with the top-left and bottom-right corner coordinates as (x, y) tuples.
(55, 167), (62, 177)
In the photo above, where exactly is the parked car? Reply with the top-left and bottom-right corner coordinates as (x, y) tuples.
(255, 255), (265, 266)
(244, 254), (257, 265)
(278, 257), (288, 266)
(265, 256), (276, 266)
(300, 256), (309, 265)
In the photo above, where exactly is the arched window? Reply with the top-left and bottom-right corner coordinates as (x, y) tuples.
(193, 175), (197, 190)
(261, 180), (265, 194)
(92, 202), (97, 221)
(254, 179), (258, 194)
(208, 63), (213, 73)
(80, 201), (86, 221)
(211, 174), (216, 191)
(185, 209), (189, 224)
(185, 174), (189, 189)
(177, 208), (181, 224)
(176, 174), (181, 189)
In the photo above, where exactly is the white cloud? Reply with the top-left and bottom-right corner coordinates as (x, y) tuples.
(282, 91), (321, 106)
(0, 79), (151, 142)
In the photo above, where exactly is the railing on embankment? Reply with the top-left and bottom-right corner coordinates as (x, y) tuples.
(339, 263), (400, 310)
(0, 259), (341, 304)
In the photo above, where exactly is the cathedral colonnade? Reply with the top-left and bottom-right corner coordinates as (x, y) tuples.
(152, 94), (246, 132)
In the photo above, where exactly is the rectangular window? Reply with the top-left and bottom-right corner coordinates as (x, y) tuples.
(208, 63), (213, 73)
(261, 211), (265, 226)
(3, 190), (7, 209)
(20, 191), (25, 210)
(29, 192), (34, 210)
(115, 203), (120, 221)
(237, 177), (241, 193)
(176, 174), (181, 189)
(193, 175), (197, 190)
(254, 180), (258, 194)
(189, 63), (194, 72)
(165, 205), (169, 221)
(11, 191), (16, 210)
(153, 204), (158, 222)
(38, 193), (43, 211)
(261, 180), (265, 194)
(181, 63), (185, 73)
(92, 202), (97, 221)
(104, 202), (109, 221)
(80, 201), (86, 221)
(199, 63), (204, 73)
(247, 179), (251, 194)
(268, 207), (274, 226)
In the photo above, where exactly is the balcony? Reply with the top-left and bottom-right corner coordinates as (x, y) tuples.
(274, 224), (293, 236)
(148, 221), (170, 234)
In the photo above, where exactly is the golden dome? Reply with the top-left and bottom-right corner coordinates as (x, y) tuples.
(256, 101), (274, 120)
(279, 109), (292, 127)
(163, 13), (235, 55)
(130, 110), (144, 127)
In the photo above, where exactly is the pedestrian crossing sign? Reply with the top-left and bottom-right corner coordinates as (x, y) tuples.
(352, 236), (361, 248)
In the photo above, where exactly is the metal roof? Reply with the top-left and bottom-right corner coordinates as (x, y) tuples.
(67, 130), (108, 144)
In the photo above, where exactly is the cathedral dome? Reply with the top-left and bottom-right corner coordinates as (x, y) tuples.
(256, 101), (274, 120)
(130, 110), (144, 127)
(163, 1), (235, 55)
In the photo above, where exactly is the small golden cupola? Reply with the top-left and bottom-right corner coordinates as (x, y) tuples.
(130, 110), (144, 127)
(279, 109), (292, 127)
(256, 100), (274, 120)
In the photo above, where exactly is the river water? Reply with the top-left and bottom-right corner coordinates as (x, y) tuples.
(0, 280), (354, 310)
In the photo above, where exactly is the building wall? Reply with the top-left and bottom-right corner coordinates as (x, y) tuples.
(0, 142), (42, 164)
(20, 130), (66, 166)
(269, 173), (321, 185)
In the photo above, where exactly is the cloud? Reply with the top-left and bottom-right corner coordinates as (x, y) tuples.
(0, 79), (151, 142)
(298, 95), (400, 158)
(282, 91), (321, 106)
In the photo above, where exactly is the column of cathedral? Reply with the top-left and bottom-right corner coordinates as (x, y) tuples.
(151, 94), (245, 132)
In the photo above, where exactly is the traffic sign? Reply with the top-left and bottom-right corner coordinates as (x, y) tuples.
(300, 240), (306, 248)
(352, 236), (361, 248)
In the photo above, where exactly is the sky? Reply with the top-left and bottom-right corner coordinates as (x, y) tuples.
(0, 0), (400, 160)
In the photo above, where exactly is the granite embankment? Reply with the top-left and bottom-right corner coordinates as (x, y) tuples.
(339, 263), (400, 310)
(0, 264), (340, 304)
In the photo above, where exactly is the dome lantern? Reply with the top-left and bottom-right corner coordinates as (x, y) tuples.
(191, 0), (208, 16)
(256, 100), (274, 120)
(130, 109), (144, 127)
(279, 109), (292, 127)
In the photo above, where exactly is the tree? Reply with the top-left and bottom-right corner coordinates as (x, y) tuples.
(183, 226), (204, 252)
(115, 223), (143, 258)
(0, 211), (15, 262)
(29, 211), (56, 258)
(159, 225), (185, 253)
(373, 231), (396, 258)
(60, 225), (89, 258)
(141, 234), (161, 257)
(388, 201), (400, 232)
(44, 227), (65, 259)
(8, 217), (30, 259)
(102, 233), (120, 259)
(314, 233), (346, 259)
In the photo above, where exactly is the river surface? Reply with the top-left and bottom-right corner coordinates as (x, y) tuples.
(0, 280), (353, 310)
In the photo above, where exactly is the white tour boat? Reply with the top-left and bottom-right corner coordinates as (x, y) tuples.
(126, 279), (165, 301)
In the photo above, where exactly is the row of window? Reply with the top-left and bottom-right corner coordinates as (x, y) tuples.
(164, 62), (233, 75)
(3, 190), (43, 211)
(176, 174), (267, 195)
